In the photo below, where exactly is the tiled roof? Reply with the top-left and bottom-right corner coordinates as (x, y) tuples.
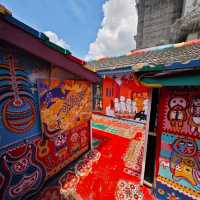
(85, 40), (200, 72)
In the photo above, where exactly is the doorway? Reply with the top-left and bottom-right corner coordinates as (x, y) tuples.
(144, 88), (159, 187)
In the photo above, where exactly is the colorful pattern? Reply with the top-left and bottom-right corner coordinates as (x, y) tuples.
(38, 79), (92, 138)
(86, 40), (200, 71)
(155, 180), (193, 200)
(156, 87), (200, 200)
(0, 56), (41, 149)
(35, 130), (154, 200)
(115, 180), (143, 200)
(93, 114), (146, 179)
(0, 143), (45, 200)
(161, 88), (200, 139)
(92, 114), (145, 139)
(123, 140), (144, 177)
(37, 186), (61, 200)
(0, 50), (93, 200)
(157, 133), (200, 199)
(60, 149), (101, 199)
(35, 122), (90, 179)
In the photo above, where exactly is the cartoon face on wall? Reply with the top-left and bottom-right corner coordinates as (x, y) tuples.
(157, 88), (200, 200)
(167, 96), (187, 131)
(172, 137), (197, 156)
(162, 89), (200, 138)
(158, 133), (200, 199)
(170, 137), (200, 189)
(0, 143), (45, 200)
(188, 97), (200, 134)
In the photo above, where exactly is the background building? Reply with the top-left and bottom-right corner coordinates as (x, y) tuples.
(171, 0), (200, 42)
(135, 0), (183, 49)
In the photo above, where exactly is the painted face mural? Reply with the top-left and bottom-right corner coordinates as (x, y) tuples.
(158, 133), (200, 200)
(157, 88), (200, 200)
(167, 96), (187, 131)
(170, 138), (200, 189)
(54, 133), (67, 154)
(189, 97), (200, 134)
(0, 143), (45, 200)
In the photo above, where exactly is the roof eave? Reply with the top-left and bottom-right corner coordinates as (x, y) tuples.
(0, 17), (99, 83)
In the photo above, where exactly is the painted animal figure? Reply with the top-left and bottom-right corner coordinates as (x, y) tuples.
(170, 138), (200, 190)
(134, 111), (146, 121)
(167, 97), (187, 131)
(40, 85), (69, 108)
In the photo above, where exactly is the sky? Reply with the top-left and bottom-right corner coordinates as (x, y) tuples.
(0, 0), (138, 60)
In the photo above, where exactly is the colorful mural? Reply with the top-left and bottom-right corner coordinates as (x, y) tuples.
(0, 142), (46, 200)
(35, 122), (91, 178)
(38, 79), (92, 137)
(36, 131), (154, 200)
(0, 47), (93, 200)
(0, 55), (41, 149)
(92, 114), (145, 139)
(92, 114), (146, 179)
(115, 180), (143, 200)
(156, 88), (200, 200)
(100, 75), (151, 122)
(37, 80), (92, 178)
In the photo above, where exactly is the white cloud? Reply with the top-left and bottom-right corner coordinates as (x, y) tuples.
(85, 0), (138, 61)
(44, 31), (70, 49)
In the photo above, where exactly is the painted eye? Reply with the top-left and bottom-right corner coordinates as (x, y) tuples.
(180, 100), (183, 103)
(188, 142), (193, 147)
(173, 100), (176, 103)
(186, 168), (191, 172)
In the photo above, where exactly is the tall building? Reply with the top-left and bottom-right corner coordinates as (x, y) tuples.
(135, 0), (183, 49)
(170, 0), (200, 42)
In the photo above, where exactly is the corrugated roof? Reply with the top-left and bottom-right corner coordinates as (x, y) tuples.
(85, 40), (200, 72)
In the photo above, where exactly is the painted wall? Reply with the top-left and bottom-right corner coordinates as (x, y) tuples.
(92, 74), (152, 181)
(92, 114), (146, 179)
(155, 87), (200, 200)
(0, 43), (91, 200)
(102, 75), (150, 123)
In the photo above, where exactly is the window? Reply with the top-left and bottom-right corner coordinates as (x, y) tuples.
(106, 87), (113, 97)
(93, 81), (103, 111)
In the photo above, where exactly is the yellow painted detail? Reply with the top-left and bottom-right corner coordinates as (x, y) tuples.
(0, 4), (12, 16)
(140, 81), (162, 88)
(157, 176), (200, 199)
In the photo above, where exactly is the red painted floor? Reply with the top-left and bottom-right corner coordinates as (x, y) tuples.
(36, 129), (155, 200)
